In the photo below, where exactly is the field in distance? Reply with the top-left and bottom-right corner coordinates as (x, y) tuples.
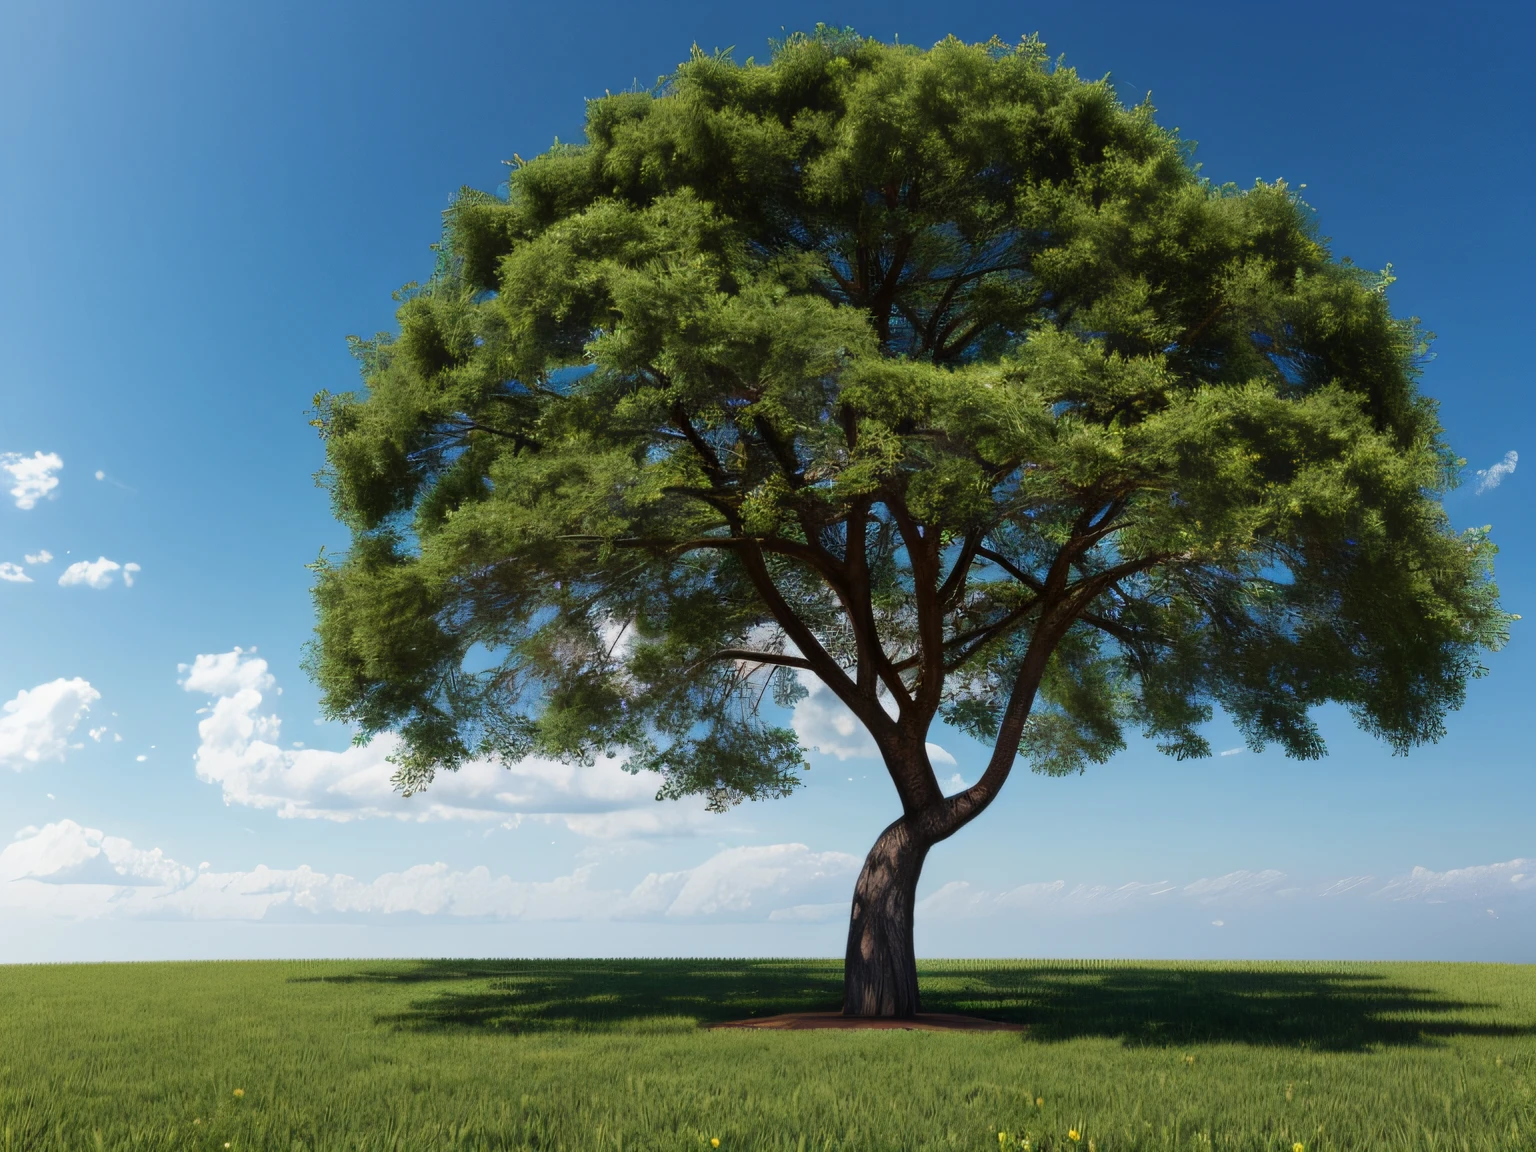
(1, 958), (1532, 1150)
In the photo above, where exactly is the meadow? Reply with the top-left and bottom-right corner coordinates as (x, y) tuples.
(0, 958), (1531, 1151)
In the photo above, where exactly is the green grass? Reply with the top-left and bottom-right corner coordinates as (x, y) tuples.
(1, 959), (1532, 1150)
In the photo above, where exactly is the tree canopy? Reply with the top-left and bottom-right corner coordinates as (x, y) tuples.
(309, 27), (1508, 829)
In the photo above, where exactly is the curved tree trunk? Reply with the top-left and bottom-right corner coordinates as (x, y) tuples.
(842, 815), (933, 1017)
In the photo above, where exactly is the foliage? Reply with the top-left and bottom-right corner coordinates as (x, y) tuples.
(1, 958), (1533, 1149)
(308, 27), (1508, 812)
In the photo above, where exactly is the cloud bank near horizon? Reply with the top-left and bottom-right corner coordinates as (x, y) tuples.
(0, 820), (859, 924)
(3, 816), (1529, 930)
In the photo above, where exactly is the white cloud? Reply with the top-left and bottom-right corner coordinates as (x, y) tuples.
(24, 550), (52, 565)
(1, 452), (62, 509)
(789, 670), (905, 760)
(1375, 858), (1536, 902)
(1475, 449), (1517, 494)
(787, 677), (955, 773)
(0, 820), (857, 924)
(1183, 869), (1287, 900)
(179, 648), (714, 838)
(58, 557), (139, 589)
(0, 563), (30, 584)
(0, 679), (100, 769)
(1318, 875), (1375, 897)
(790, 674), (876, 760)
(661, 844), (859, 916)
(916, 859), (1536, 921)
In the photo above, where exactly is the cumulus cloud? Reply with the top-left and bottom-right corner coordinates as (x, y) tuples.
(0, 820), (858, 923)
(789, 673), (878, 760)
(787, 674), (957, 772)
(58, 557), (140, 589)
(0, 679), (100, 769)
(0, 563), (30, 584)
(1475, 450), (1517, 494)
(180, 648), (714, 837)
(1, 452), (62, 509)
(24, 550), (52, 565)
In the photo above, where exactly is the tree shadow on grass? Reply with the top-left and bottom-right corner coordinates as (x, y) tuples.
(293, 959), (1536, 1051)
(295, 959), (844, 1034)
(921, 963), (1536, 1050)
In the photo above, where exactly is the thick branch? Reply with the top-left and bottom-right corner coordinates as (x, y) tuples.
(888, 495), (942, 718)
(936, 597), (1071, 834)
(734, 541), (894, 740)
(936, 529), (984, 609)
(670, 404), (736, 500)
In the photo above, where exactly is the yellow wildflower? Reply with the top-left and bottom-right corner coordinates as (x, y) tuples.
(998, 1134), (1008, 1145)
(233, 1088), (244, 1098)
(1293, 1144), (1305, 1152)
(1184, 1055), (1195, 1066)
(711, 1140), (720, 1149)
(1068, 1131), (1080, 1143)
(1035, 1098), (1044, 1108)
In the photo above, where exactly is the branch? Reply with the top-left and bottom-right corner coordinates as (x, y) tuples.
(445, 419), (538, 453)
(975, 547), (1046, 592)
(696, 649), (815, 672)
(940, 597), (1042, 671)
(748, 414), (807, 490)
(936, 530), (984, 608)
(1064, 553), (1167, 605)
(1176, 301), (1226, 349)
(670, 404), (735, 496)
(888, 493), (940, 716)
(733, 542), (892, 739)
(1078, 610), (1142, 646)
(934, 319), (985, 363)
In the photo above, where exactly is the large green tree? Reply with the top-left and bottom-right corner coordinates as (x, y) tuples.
(309, 29), (1509, 1015)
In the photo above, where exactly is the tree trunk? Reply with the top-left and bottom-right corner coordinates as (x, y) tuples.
(842, 815), (933, 1017)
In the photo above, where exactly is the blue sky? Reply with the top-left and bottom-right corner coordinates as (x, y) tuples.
(1, 0), (1531, 963)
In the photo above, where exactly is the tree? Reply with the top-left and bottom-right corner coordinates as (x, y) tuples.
(308, 29), (1510, 1016)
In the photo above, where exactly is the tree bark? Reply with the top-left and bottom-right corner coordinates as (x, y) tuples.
(842, 815), (933, 1017)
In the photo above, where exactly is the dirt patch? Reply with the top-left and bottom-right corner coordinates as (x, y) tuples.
(711, 1011), (1024, 1032)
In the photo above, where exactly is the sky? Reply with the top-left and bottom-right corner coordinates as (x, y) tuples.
(0, 0), (1531, 965)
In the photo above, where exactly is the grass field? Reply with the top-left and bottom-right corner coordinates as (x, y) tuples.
(1, 958), (1532, 1151)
